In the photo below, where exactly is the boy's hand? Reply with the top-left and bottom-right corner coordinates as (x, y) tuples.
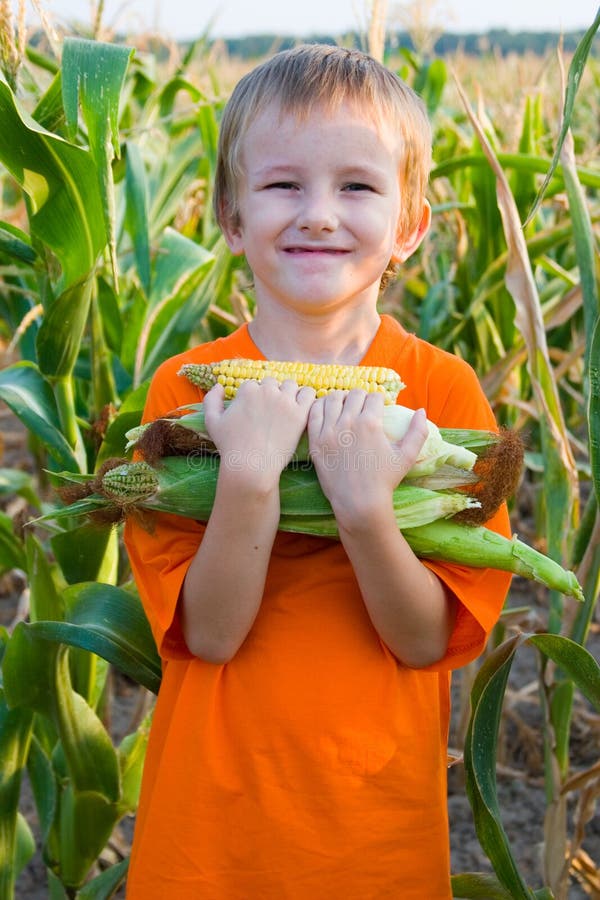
(307, 390), (428, 526)
(203, 378), (315, 488)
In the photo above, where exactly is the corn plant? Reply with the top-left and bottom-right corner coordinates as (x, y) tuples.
(0, 18), (228, 895)
(395, 13), (600, 898)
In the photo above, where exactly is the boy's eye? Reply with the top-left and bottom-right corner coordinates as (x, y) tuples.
(343, 182), (375, 192)
(265, 181), (297, 190)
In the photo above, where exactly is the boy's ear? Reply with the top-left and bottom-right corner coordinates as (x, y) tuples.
(219, 200), (245, 256)
(392, 200), (431, 264)
(221, 219), (245, 256)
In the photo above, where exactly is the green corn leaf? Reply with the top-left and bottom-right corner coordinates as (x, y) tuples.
(0, 362), (79, 470)
(147, 227), (214, 310)
(2, 628), (121, 802)
(124, 140), (152, 295)
(26, 734), (58, 845)
(48, 869), (69, 898)
(0, 222), (36, 264)
(10, 582), (162, 695)
(158, 75), (205, 119)
(31, 496), (112, 526)
(62, 38), (135, 286)
(51, 522), (118, 585)
(53, 783), (120, 890)
(432, 152), (600, 192)
(589, 317), (600, 507)
(95, 275), (123, 355)
(95, 380), (148, 467)
(527, 635), (600, 708)
(455, 74), (579, 629)
(14, 813), (35, 880)
(196, 101), (220, 239)
(148, 129), (205, 234)
(0, 77), (106, 292)
(0, 633), (34, 899)
(571, 490), (597, 571)
(118, 712), (151, 813)
(525, 7), (600, 224)
(76, 857), (129, 899)
(0, 468), (39, 508)
(451, 872), (515, 899)
(413, 57), (447, 117)
(89, 287), (118, 416)
(559, 127), (599, 382)
(464, 634), (535, 898)
(464, 633), (600, 897)
(65, 581), (160, 695)
(24, 43), (59, 75)
(36, 274), (94, 379)
(32, 69), (67, 135)
(549, 678), (575, 777)
(25, 531), (64, 623)
(136, 228), (214, 383)
(0, 512), (26, 574)
(511, 95), (540, 223)
(197, 99), (219, 172)
(62, 38), (131, 156)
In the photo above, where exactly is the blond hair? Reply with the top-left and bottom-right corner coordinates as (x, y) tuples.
(214, 43), (432, 261)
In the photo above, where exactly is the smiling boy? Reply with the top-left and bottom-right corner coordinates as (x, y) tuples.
(124, 44), (512, 898)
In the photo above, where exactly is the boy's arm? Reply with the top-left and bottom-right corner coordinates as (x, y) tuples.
(308, 391), (457, 667)
(334, 503), (456, 668)
(179, 470), (281, 663)
(179, 379), (315, 663)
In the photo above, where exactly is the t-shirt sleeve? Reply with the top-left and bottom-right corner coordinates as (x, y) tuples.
(123, 357), (205, 661)
(415, 353), (513, 672)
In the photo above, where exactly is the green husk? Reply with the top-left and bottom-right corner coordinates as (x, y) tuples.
(125, 402), (489, 476)
(45, 455), (583, 601)
(101, 456), (480, 527)
(402, 520), (584, 602)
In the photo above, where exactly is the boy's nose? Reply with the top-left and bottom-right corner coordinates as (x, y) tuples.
(296, 195), (338, 233)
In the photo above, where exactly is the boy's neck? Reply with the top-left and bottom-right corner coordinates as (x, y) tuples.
(248, 304), (382, 364)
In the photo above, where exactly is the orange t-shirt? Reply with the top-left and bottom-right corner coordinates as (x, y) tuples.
(124, 315), (512, 899)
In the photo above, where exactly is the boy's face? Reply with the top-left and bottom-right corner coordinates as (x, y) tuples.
(222, 101), (429, 318)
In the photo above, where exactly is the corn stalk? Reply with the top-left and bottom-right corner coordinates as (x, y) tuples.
(448, 14), (600, 895)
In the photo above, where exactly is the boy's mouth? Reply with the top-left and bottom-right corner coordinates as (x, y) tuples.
(284, 246), (348, 254)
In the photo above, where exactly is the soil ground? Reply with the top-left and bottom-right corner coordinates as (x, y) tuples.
(1, 400), (599, 899)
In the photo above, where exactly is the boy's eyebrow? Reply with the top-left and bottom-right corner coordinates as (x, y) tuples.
(252, 164), (300, 177)
(252, 162), (390, 180)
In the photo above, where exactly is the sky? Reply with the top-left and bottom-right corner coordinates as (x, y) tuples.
(37, 0), (599, 41)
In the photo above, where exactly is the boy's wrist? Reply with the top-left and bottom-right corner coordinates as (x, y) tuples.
(216, 460), (283, 504)
(329, 491), (397, 537)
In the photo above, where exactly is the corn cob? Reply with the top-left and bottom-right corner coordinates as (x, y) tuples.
(102, 461), (159, 501)
(47, 456), (583, 601)
(179, 359), (405, 404)
(126, 402), (480, 476)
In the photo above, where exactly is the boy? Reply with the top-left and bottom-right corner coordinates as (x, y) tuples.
(124, 44), (511, 898)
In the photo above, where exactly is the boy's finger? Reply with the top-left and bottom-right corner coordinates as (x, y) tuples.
(295, 385), (316, 406)
(202, 383), (225, 435)
(306, 396), (325, 437)
(318, 389), (346, 425)
(339, 388), (368, 416)
(362, 391), (385, 416)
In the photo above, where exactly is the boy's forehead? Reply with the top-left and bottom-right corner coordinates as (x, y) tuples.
(241, 98), (398, 152)
(259, 96), (389, 127)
